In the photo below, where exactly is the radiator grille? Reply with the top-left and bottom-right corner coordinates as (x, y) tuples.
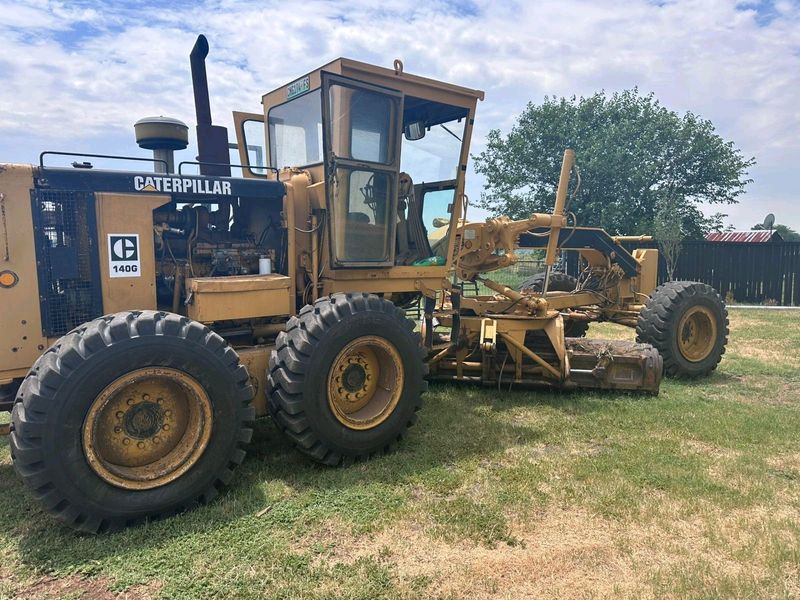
(31, 189), (103, 337)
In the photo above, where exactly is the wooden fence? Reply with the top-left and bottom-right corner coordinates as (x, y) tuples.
(565, 240), (800, 306)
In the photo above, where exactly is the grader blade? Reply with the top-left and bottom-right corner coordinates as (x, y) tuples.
(565, 338), (663, 394)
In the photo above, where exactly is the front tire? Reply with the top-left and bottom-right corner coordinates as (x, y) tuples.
(10, 311), (254, 533)
(267, 293), (427, 466)
(636, 281), (729, 378)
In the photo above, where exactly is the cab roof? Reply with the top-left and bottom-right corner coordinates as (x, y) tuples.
(261, 57), (485, 112)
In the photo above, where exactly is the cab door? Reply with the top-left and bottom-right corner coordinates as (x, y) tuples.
(321, 73), (403, 268)
(232, 111), (268, 178)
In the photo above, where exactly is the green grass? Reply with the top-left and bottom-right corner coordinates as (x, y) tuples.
(1, 309), (799, 598)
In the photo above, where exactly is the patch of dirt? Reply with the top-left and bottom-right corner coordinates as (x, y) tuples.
(767, 452), (800, 476)
(14, 575), (160, 599)
(297, 509), (645, 599)
(293, 502), (800, 599)
(715, 376), (799, 408)
(727, 339), (800, 369)
(682, 439), (740, 460)
(727, 317), (767, 331)
(776, 382), (800, 405)
(498, 442), (608, 465)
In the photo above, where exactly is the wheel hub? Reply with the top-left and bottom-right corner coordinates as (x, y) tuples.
(123, 401), (165, 439)
(677, 305), (717, 362)
(328, 336), (404, 430)
(82, 367), (213, 490)
(342, 363), (368, 393)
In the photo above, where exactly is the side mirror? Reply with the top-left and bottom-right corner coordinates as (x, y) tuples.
(404, 121), (426, 141)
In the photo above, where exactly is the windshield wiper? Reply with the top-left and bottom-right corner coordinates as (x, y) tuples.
(439, 124), (462, 142)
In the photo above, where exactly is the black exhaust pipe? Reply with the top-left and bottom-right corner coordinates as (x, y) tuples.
(190, 35), (213, 127)
(190, 34), (231, 176)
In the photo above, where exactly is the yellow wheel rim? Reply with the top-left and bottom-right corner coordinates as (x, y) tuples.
(328, 336), (404, 430)
(677, 305), (717, 362)
(82, 367), (213, 490)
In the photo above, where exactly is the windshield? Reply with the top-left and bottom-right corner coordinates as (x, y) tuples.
(268, 89), (323, 168)
(400, 106), (466, 183)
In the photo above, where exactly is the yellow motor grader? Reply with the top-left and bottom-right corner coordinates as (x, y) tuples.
(0, 36), (728, 532)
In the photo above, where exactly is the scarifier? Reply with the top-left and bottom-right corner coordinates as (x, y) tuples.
(0, 35), (728, 532)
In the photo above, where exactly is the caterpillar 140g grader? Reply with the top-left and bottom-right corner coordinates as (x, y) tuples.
(0, 36), (728, 532)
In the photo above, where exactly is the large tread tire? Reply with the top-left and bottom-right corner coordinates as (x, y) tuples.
(636, 281), (729, 378)
(9, 311), (254, 533)
(519, 272), (589, 338)
(0, 379), (20, 412)
(267, 293), (427, 466)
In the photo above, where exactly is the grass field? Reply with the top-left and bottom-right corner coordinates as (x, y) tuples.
(1, 308), (799, 599)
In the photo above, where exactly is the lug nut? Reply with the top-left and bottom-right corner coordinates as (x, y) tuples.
(123, 438), (131, 445)
(137, 441), (145, 449)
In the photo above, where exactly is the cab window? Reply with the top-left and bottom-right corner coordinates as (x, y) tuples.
(241, 119), (269, 176)
(332, 169), (394, 262)
(400, 113), (466, 182)
(328, 85), (395, 164)
(268, 89), (323, 168)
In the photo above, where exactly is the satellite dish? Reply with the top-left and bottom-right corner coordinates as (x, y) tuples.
(763, 213), (775, 230)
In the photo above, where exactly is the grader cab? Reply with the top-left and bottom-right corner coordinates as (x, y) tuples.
(0, 36), (728, 532)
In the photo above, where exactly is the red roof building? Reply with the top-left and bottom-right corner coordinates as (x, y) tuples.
(705, 231), (783, 243)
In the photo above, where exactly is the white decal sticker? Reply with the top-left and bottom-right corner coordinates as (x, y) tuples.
(108, 234), (141, 278)
(287, 75), (310, 99)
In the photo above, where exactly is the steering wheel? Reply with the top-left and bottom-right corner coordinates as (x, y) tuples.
(360, 174), (376, 210)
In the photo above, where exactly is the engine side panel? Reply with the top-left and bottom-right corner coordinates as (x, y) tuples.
(95, 192), (170, 313)
(0, 165), (48, 380)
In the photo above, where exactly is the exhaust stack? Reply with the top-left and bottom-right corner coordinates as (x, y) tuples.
(190, 34), (231, 176)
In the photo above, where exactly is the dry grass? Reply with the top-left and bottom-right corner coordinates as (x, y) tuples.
(13, 576), (161, 600)
(291, 499), (800, 600)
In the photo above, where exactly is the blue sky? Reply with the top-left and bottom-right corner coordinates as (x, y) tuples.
(1, 0), (799, 230)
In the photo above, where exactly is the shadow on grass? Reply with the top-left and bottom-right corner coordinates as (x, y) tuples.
(0, 380), (657, 577)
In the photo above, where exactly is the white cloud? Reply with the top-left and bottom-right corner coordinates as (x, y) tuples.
(0, 0), (798, 229)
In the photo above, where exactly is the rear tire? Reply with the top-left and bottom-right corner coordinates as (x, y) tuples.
(10, 311), (254, 533)
(519, 272), (589, 338)
(636, 281), (729, 378)
(267, 293), (427, 466)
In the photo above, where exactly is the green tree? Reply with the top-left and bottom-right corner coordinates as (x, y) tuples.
(473, 90), (755, 238)
(654, 197), (683, 280)
(752, 223), (800, 241)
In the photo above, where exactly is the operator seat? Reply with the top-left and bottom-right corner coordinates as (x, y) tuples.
(396, 172), (429, 264)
